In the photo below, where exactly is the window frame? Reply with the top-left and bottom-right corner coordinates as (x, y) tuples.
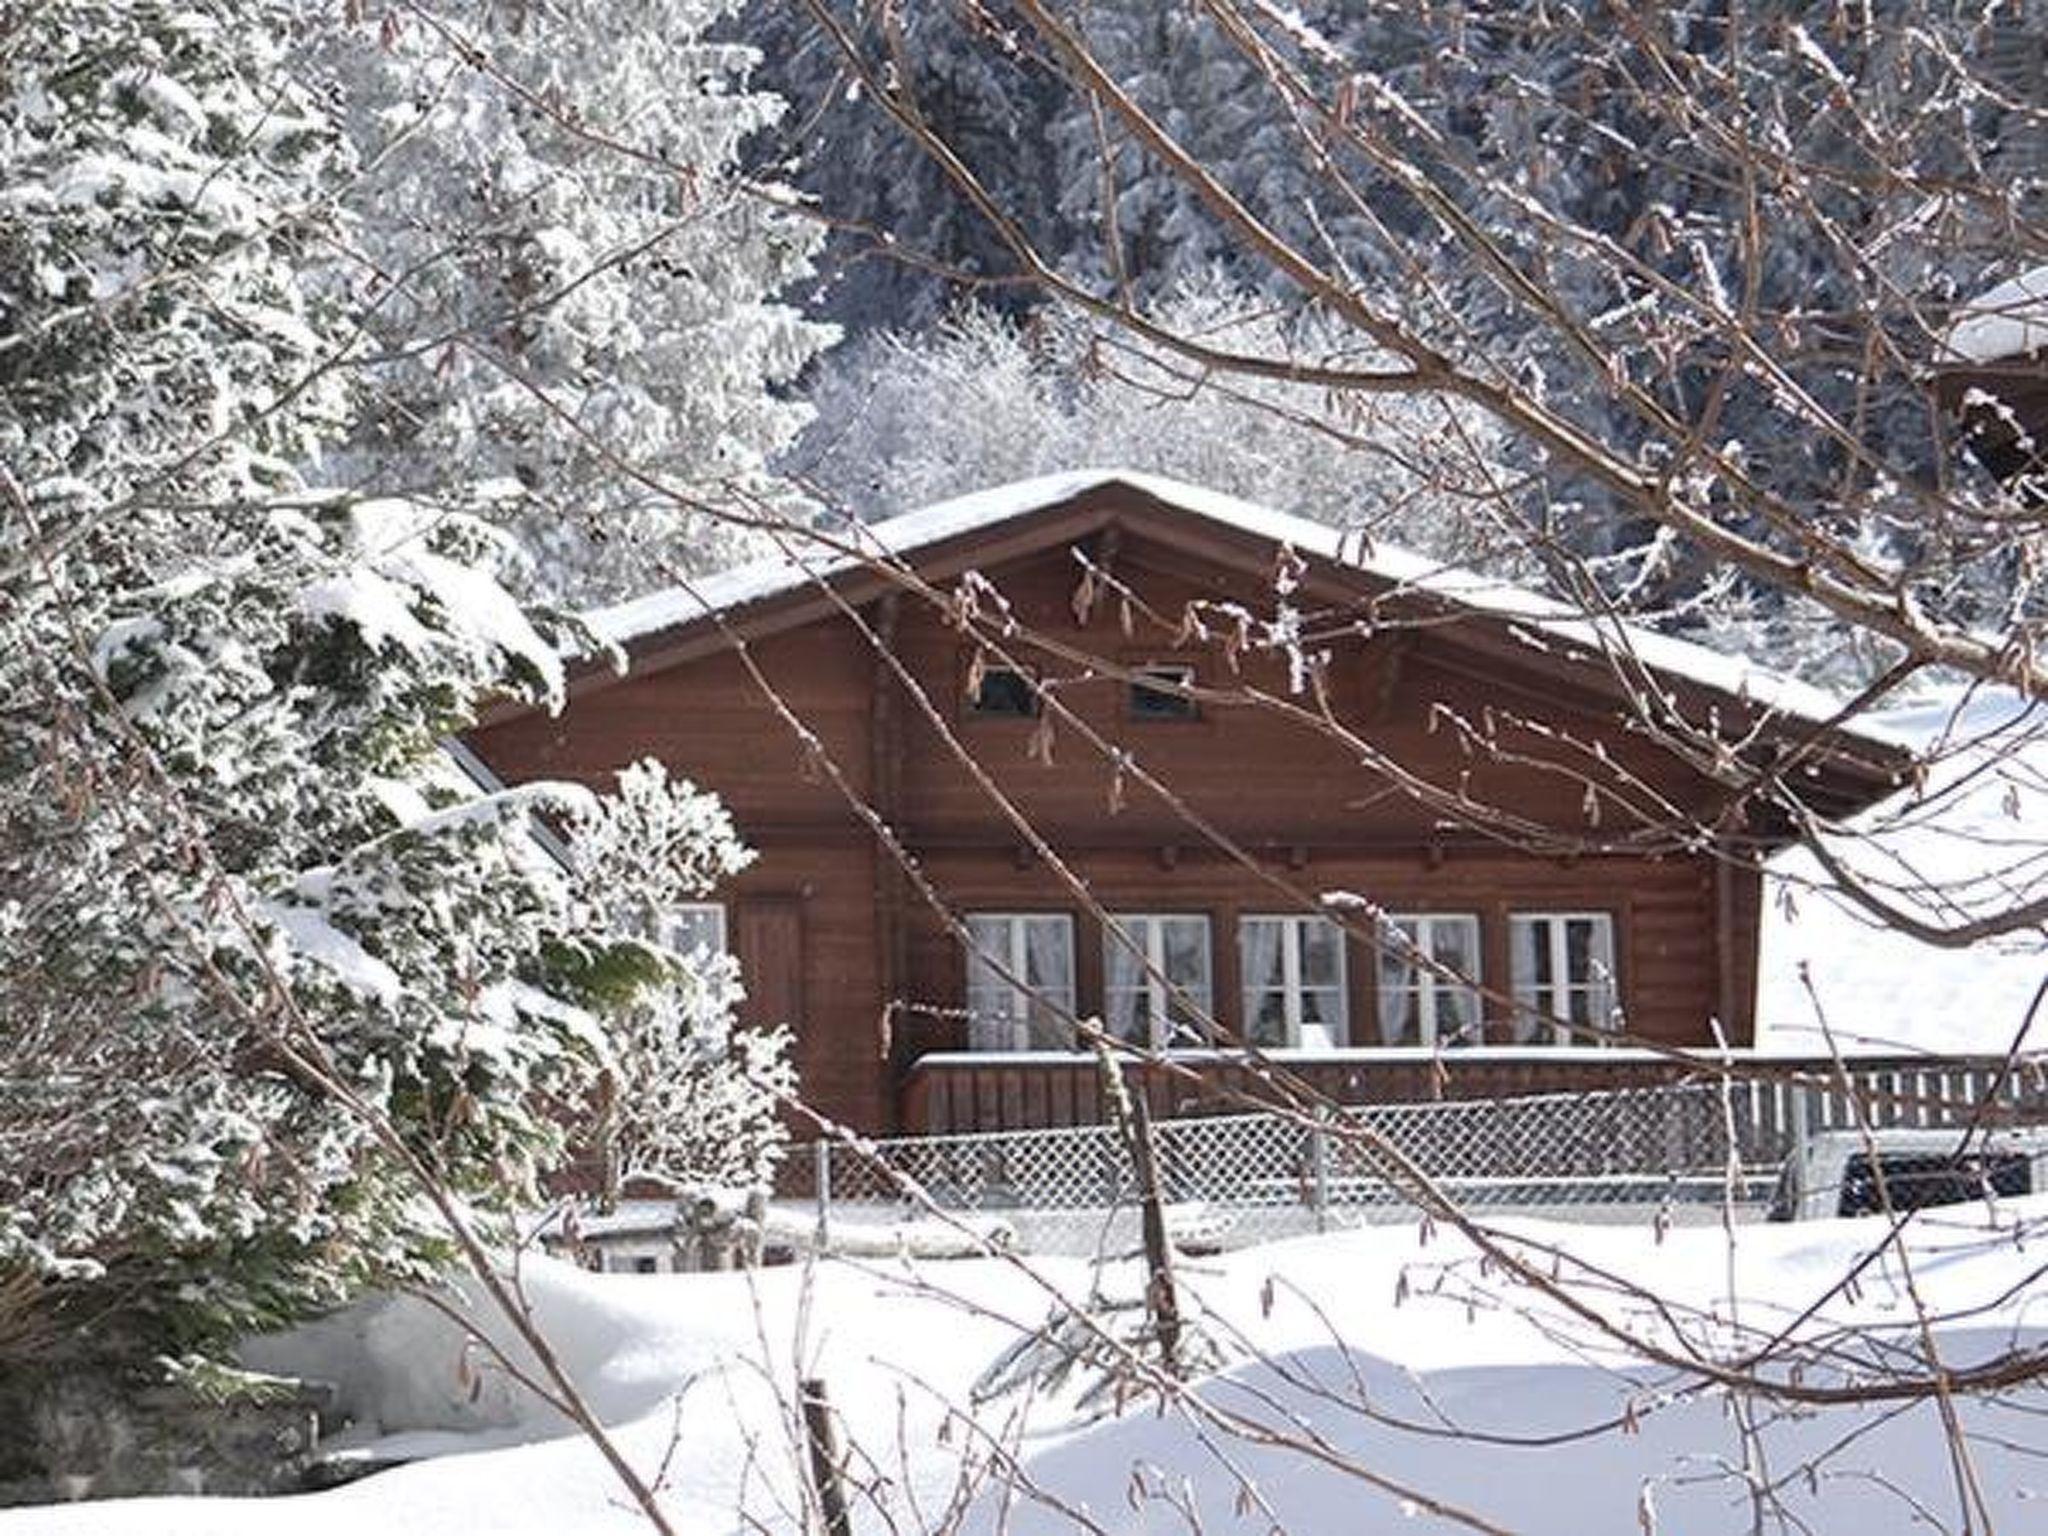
(1375, 912), (1483, 1048)
(964, 912), (1077, 1052)
(1238, 914), (1350, 1049)
(964, 662), (1040, 720)
(1508, 911), (1618, 1044)
(657, 901), (727, 958)
(1103, 912), (1215, 1048)
(1126, 662), (1200, 723)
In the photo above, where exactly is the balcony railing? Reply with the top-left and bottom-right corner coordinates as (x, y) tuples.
(899, 1047), (2048, 1137)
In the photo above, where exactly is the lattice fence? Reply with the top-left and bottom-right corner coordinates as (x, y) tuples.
(778, 1066), (2048, 1257)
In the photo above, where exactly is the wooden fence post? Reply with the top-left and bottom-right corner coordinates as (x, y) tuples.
(813, 1139), (832, 1252)
(1309, 1109), (1331, 1234)
(1127, 1084), (1183, 1377)
(799, 1376), (851, 1536)
(1096, 1046), (1183, 1379)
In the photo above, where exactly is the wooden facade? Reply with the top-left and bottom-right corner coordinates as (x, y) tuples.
(470, 475), (1908, 1136)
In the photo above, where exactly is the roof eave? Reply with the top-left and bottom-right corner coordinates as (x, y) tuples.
(473, 473), (1920, 820)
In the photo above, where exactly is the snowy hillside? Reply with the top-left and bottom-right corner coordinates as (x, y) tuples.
(8, 1208), (2048, 1535)
(1758, 687), (2048, 1055)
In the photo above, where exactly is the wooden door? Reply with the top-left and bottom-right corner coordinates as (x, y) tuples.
(732, 896), (805, 1032)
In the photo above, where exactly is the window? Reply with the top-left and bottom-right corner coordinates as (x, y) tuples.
(1104, 914), (1213, 1047)
(1376, 914), (1482, 1047)
(1509, 913), (1617, 1043)
(969, 666), (1038, 717)
(965, 914), (1076, 1050)
(1239, 916), (1348, 1048)
(658, 902), (726, 957)
(1129, 663), (1198, 721)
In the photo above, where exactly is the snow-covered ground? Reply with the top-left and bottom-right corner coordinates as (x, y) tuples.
(9, 1204), (2048, 1535)
(6, 696), (2042, 1536)
(1758, 684), (2047, 1056)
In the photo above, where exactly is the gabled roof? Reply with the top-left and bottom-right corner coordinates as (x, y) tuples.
(582, 469), (1904, 765)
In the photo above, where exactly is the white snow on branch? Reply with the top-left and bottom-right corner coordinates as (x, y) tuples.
(299, 568), (438, 658)
(258, 898), (403, 1008)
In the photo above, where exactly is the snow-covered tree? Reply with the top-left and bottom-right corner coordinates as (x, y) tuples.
(0, 0), (780, 1404)
(789, 284), (1525, 571)
(313, 0), (837, 606)
(789, 0), (2047, 682)
(745, 2), (1389, 324)
(743, 0), (1067, 329)
(1046, 4), (1388, 299)
(566, 762), (793, 1200)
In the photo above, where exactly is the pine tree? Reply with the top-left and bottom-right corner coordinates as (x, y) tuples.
(743, 0), (1069, 330)
(1049, 3), (1382, 298)
(1, 0), (781, 1404)
(312, 0), (837, 606)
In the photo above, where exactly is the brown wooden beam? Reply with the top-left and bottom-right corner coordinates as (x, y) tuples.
(1713, 858), (1738, 1042)
(868, 592), (909, 1081)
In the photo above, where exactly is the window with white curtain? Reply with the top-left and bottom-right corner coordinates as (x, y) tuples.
(1509, 912), (1617, 1043)
(1104, 914), (1213, 1047)
(1239, 915), (1348, 1048)
(658, 902), (727, 957)
(964, 914), (1076, 1051)
(1376, 914), (1482, 1047)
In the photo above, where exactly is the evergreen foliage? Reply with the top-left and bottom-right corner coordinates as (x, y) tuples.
(744, 0), (1064, 330)
(0, 0), (788, 1395)
(315, 0), (837, 606)
(755, 1), (2048, 668)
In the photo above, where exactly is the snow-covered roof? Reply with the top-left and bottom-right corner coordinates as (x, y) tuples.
(589, 469), (1143, 646)
(587, 468), (1904, 751)
(1945, 264), (2048, 365)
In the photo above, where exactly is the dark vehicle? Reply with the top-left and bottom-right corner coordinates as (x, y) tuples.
(1766, 1128), (2046, 1222)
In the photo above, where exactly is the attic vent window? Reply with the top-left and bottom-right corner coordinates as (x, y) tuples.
(971, 666), (1039, 718)
(1130, 664), (1198, 720)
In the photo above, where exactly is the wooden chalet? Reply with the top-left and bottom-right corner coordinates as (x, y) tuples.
(469, 472), (1911, 1136)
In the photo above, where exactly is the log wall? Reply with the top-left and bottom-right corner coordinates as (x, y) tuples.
(473, 508), (1786, 1136)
